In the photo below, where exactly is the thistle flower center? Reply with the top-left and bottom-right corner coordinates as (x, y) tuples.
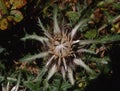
(48, 32), (73, 58)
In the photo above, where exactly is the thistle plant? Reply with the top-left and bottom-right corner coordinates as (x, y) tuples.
(20, 9), (120, 85)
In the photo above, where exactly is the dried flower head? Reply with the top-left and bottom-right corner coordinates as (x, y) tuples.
(21, 10), (97, 85)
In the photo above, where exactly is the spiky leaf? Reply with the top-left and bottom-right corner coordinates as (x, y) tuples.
(19, 52), (48, 62)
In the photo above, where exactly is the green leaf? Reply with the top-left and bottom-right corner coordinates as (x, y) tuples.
(80, 35), (120, 45)
(10, 10), (23, 22)
(14, 73), (21, 91)
(112, 3), (120, 10)
(19, 52), (48, 62)
(77, 49), (96, 55)
(97, 1), (105, 7)
(53, 7), (60, 34)
(84, 29), (97, 39)
(104, 11), (114, 23)
(61, 81), (72, 91)
(21, 34), (48, 43)
(24, 81), (40, 91)
(99, 35), (120, 43)
(66, 11), (79, 24)
(51, 79), (61, 89)
(33, 67), (47, 83)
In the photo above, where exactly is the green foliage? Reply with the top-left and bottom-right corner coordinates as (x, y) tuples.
(112, 3), (120, 10)
(99, 35), (120, 44)
(24, 73), (72, 91)
(10, 10), (23, 23)
(84, 29), (97, 39)
(0, 0), (120, 91)
(66, 11), (80, 24)
(80, 35), (120, 45)
(24, 81), (41, 91)
(19, 52), (48, 62)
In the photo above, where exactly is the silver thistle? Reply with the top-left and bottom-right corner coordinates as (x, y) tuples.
(20, 11), (98, 85)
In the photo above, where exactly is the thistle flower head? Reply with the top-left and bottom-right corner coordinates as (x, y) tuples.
(21, 11), (96, 85)
(37, 13), (95, 85)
